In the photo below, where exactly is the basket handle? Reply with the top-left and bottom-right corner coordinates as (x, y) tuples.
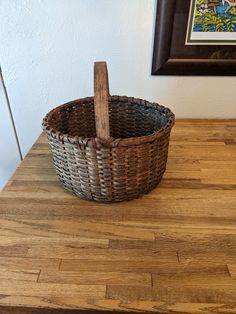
(94, 61), (110, 140)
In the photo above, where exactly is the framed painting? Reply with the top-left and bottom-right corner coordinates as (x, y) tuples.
(152, 0), (236, 75)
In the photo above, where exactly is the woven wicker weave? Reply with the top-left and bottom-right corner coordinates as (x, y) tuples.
(43, 62), (175, 202)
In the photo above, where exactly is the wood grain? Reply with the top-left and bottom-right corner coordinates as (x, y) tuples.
(0, 279), (105, 298)
(0, 268), (39, 281)
(1, 119), (236, 314)
(38, 270), (151, 286)
(94, 61), (110, 139)
(0, 257), (60, 270)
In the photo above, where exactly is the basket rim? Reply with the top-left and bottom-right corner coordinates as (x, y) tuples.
(42, 95), (175, 148)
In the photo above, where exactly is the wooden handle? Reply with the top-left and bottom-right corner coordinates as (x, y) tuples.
(94, 62), (110, 140)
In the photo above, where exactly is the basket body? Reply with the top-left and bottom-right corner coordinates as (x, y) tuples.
(43, 96), (174, 202)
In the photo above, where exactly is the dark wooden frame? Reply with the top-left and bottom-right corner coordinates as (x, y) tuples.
(152, 0), (236, 75)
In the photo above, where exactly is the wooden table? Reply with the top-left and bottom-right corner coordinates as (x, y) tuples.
(1, 120), (236, 314)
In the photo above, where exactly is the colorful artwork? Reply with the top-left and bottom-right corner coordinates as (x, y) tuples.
(186, 0), (236, 45)
(194, 0), (236, 32)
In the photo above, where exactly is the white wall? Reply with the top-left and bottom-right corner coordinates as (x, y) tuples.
(0, 0), (236, 187)
(0, 78), (21, 190)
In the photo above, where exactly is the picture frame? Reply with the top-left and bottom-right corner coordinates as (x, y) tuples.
(151, 0), (236, 75)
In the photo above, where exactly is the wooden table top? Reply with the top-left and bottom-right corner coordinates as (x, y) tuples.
(1, 120), (236, 314)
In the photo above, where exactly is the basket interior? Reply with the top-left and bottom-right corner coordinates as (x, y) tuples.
(47, 98), (172, 139)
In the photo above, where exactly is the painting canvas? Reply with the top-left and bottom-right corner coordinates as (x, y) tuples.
(186, 0), (236, 44)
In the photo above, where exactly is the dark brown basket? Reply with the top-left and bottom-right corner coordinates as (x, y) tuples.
(43, 62), (175, 202)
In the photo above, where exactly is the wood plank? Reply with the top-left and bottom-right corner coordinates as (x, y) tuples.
(110, 232), (236, 255)
(160, 178), (236, 190)
(1, 190), (236, 220)
(0, 236), (108, 260)
(0, 279), (106, 298)
(168, 145), (236, 161)
(60, 260), (229, 278)
(178, 252), (236, 264)
(152, 276), (236, 303)
(20, 155), (54, 169)
(0, 235), (108, 247)
(28, 247), (175, 260)
(107, 276), (236, 303)
(201, 168), (236, 185)
(0, 245), (28, 257)
(164, 169), (202, 180)
(11, 167), (58, 181)
(38, 270), (151, 286)
(0, 257), (60, 270)
(60, 259), (178, 273)
(0, 268), (39, 281)
(0, 217), (155, 240)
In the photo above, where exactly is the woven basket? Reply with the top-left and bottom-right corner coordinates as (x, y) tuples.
(43, 62), (175, 202)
